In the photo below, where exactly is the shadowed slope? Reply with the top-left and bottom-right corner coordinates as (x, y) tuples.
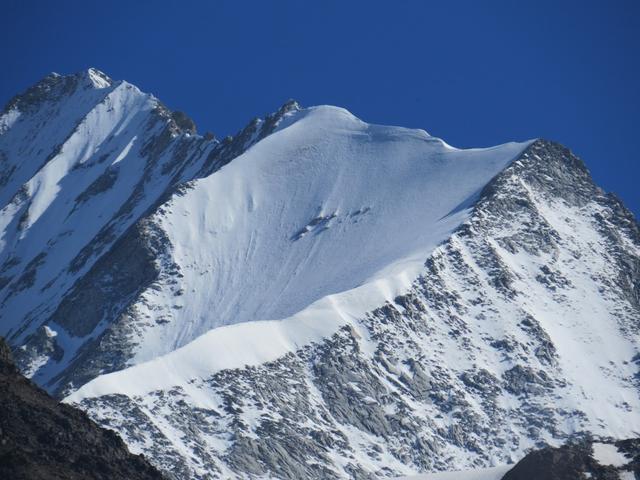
(0, 336), (164, 480)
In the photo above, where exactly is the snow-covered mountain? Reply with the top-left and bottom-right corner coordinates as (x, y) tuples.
(1, 69), (638, 479)
(0, 68), (297, 392)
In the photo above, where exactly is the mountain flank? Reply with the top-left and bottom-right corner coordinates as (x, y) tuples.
(1, 69), (638, 479)
(0, 336), (164, 480)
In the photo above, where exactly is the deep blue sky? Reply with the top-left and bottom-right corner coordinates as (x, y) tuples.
(2, 0), (638, 214)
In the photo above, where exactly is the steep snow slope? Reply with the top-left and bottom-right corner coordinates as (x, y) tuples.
(69, 141), (640, 479)
(2, 70), (638, 480)
(0, 70), (298, 392)
(3, 77), (529, 395)
(108, 105), (530, 365)
(0, 69), (220, 385)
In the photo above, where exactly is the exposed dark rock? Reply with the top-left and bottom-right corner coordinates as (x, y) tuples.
(170, 111), (196, 134)
(73, 165), (120, 207)
(0, 336), (164, 480)
(502, 438), (639, 480)
(46, 218), (173, 396)
(12, 325), (64, 376)
(2, 73), (81, 114)
(502, 365), (554, 396)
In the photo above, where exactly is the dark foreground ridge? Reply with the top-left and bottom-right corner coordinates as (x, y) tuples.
(503, 438), (640, 480)
(0, 337), (164, 480)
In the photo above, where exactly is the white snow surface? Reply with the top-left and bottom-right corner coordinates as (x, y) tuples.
(64, 133), (640, 479)
(0, 75), (156, 337)
(6, 70), (639, 480)
(0, 69), (218, 384)
(397, 465), (512, 480)
(68, 105), (530, 398)
(592, 443), (629, 468)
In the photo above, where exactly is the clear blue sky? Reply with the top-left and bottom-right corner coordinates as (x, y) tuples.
(2, 0), (638, 214)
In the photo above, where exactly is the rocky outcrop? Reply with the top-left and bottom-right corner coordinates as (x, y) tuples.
(0, 337), (164, 480)
(75, 140), (640, 478)
(502, 438), (640, 480)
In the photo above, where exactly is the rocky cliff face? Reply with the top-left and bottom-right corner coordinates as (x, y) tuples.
(0, 336), (164, 480)
(1, 70), (638, 479)
(71, 141), (639, 479)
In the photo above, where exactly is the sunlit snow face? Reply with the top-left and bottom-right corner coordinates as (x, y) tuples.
(126, 105), (529, 365)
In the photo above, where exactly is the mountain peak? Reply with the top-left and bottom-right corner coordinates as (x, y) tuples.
(277, 98), (301, 114)
(1, 68), (114, 116)
(1, 70), (638, 480)
(78, 67), (113, 89)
